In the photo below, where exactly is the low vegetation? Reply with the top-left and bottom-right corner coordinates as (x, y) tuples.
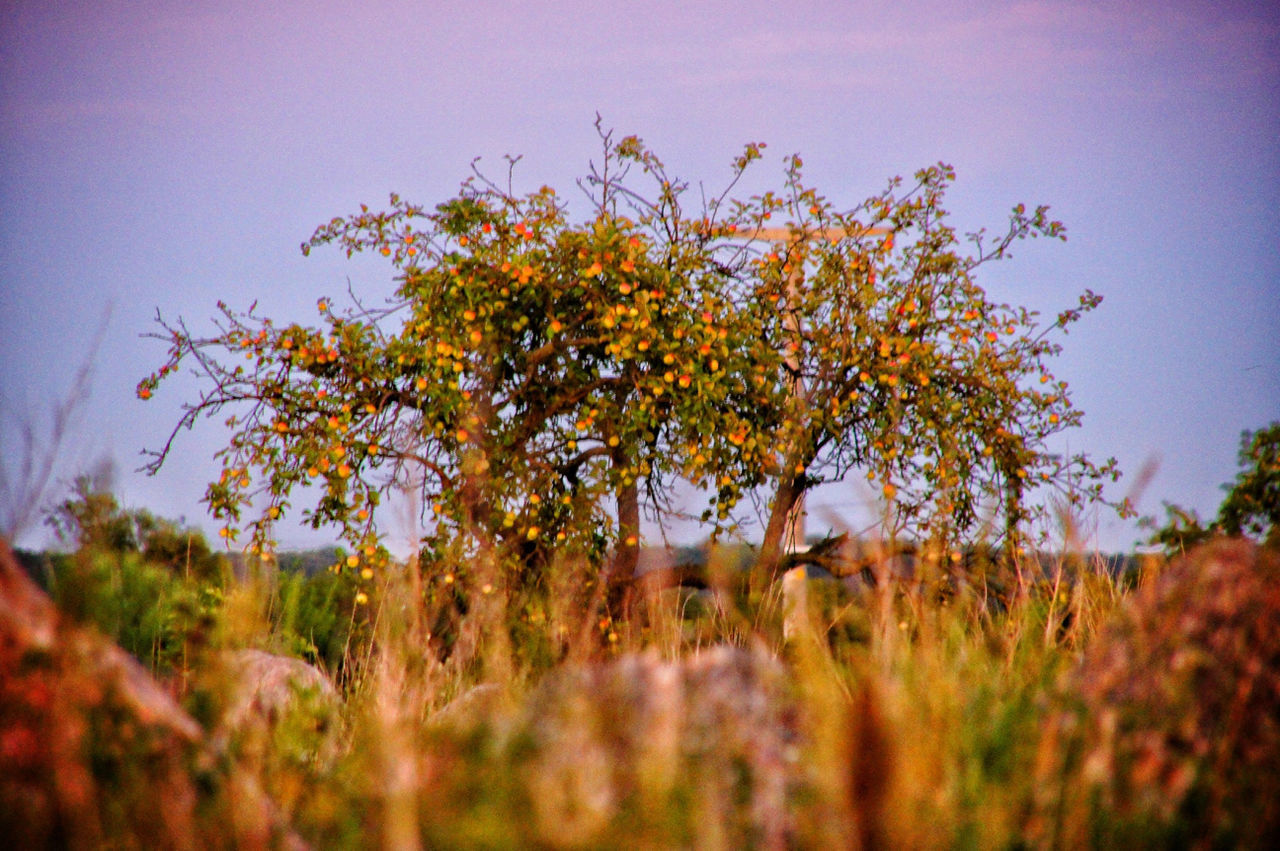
(3, 470), (1277, 848)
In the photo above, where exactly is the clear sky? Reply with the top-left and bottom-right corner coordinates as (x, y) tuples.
(2, 0), (1277, 553)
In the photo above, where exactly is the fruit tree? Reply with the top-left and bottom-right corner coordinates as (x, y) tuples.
(140, 127), (1122, 604)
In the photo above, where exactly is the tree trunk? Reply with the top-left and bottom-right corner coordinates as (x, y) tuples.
(756, 473), (802, 592)
(606, 449), (641, 615)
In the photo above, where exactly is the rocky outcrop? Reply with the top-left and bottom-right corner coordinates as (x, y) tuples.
(0, 540), (309, 849)
(218, 648), (339, 755)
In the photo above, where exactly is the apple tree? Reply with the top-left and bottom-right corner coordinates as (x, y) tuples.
(139, 128), (1121, 609)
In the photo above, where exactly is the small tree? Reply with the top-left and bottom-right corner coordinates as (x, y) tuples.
(1148, 422), (1280, 554)
(47, 474), (141, 553)
(1216, 422), (1280, 545)
(46, 474), (222, 580)
(140, 127), (1120, 606)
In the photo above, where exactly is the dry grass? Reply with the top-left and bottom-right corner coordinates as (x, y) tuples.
(4, 534), (1278, 848)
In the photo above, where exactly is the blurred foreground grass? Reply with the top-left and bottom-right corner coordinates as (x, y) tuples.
(3, 529), (1278, 849)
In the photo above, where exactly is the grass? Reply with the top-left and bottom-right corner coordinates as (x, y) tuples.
(3, 532), (1278, 848)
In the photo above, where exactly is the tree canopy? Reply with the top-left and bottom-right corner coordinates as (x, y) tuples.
(141, 128), (1122, 602)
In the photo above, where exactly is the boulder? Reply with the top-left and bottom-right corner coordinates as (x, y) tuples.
(0, 540), (308, 849)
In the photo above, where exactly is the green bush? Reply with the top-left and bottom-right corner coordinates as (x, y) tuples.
(46, 549), (221, 676)
(270, 564), (371, 685)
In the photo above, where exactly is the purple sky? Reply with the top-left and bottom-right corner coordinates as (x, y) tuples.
(2, 0), (1277, 553)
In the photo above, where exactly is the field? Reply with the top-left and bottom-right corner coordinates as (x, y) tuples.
(3, 519), (1277, 849)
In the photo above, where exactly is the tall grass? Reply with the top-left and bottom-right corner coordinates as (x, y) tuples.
(5, 529), (1277, 848)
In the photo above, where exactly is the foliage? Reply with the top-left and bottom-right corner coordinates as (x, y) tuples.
(1145, 501), (1214, 556)
(140, 126), (1121, 608)
(1216, 421), (1280, 543)
(269, 564), (371, 683)
(44, 548), (217, 674)
(46, 474), (224, 581)
(46, 474), (149, 553)
(38, 476), (220, 671)
(38, 478), (368, 683)
(1147, 421), (1280, 554)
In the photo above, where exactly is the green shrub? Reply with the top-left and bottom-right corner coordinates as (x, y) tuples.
(270, 564), (371, 685)
(46, 549), (221, 675)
